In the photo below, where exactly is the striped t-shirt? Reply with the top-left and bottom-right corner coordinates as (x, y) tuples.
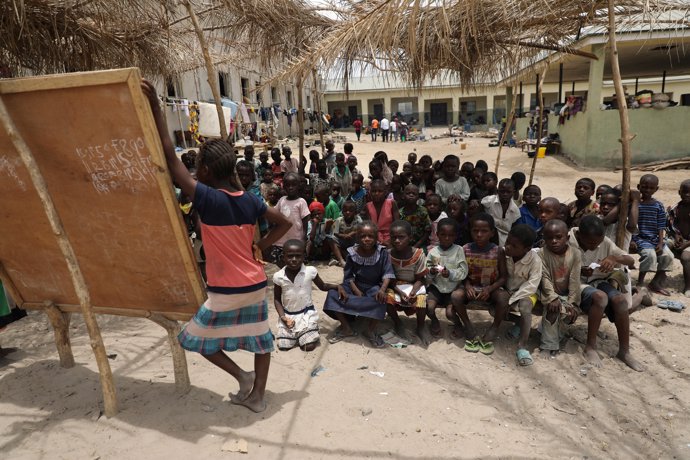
(633, 199), (666, 249)
(463, 242), (499, 288)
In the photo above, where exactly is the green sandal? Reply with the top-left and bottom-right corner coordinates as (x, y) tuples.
(478, 339), (495, 355)
(464, 338), (480, 353)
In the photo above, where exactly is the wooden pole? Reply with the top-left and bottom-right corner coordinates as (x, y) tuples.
(176, 105), (188, 149)
(44, 302), (75, 368)
(0, 97), (118, 417)
(528, 67), (548, 185)
(149, 313), (191, 394)
(296, 75), (305, 166)
(312, 68), (325, 156)
(494, 86), (518, 175)
(183, 0), (227, 139)
(608, 0), (635, 249)
(558, 63), (564, 104)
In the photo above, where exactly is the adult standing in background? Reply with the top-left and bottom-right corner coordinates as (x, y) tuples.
(353, 117), (363, 141)
(380, 116), (390, 142)
(390, 117), (398, 142)
(370, 118), (379, 142)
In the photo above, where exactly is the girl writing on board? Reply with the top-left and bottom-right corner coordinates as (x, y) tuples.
(142, 81), (291, 413)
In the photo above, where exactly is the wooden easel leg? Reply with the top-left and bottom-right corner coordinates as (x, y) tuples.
(149, 313), (191, 394)
(44, 303), (75, 368)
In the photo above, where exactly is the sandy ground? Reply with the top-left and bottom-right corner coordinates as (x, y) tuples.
(2, 130), (690, 459)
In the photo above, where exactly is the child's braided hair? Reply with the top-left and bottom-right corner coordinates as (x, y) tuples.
(198, 139), (236, 181)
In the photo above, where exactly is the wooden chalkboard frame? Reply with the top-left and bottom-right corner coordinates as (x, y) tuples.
(0, 68), (206, 416)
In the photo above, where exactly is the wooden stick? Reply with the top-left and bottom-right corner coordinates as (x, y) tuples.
(44, 301), (75, 368)
(0, 96), (118, 417)
(608, 0), (634, 249)
(296, 74), (305, 166)
(312, 68), (325, 156)
(149, 313), (191, 394)
(528, 67), (548, 186)
(494, 86), (518, 175)
(183, 0), (227, 139)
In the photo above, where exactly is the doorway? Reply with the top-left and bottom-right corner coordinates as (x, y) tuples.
(430, 103), (448, 125)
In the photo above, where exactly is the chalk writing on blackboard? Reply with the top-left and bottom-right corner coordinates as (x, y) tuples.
(0, 155), (28, 191)
(75, 137), (158, 194)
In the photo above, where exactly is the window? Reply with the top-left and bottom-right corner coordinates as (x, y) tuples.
(218, 72), (229, 98)
(306, 95), (311, 109)
(241, 78), (250, 101)
(397, 101), (413, 115)
(271, 86), (278, 104)
(255, 82), (262, 104)
(166, 77), (180, 98)
(287, 90), (293, 107)
(460, 100), (476, 115)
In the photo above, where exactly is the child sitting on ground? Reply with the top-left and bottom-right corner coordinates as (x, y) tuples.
(426, 218), (469, 340)
(310, 159), (335, 192)
(347, 173), (367, 217)
(273, 239), (346, 351)
(260, 168), (275, 201)
(323, 221), (396, 348)
(452, 213), (509, 355)
(329, 200), (363, 267)
(481, 178), (520, 246)
(470, 171), (497, 201)
(515, 184), (542, 235)
(270, 172), (310, 267)
(538, 219), (581, 356)
(331, 182), (345, 210)
(511, 172), (527, 207)
(570, 215), (642, 371)
(386, 220), (430, 344)
(448, 198), (471, 246)
(599, 188), (639, 251)
(633, 174), (674, 296)
(503, 224), (541, 367)
(425, 194), (448, 251)
(411, 163), (433, 205)
(435, 155), (471, 203)
(400, 184), (432, 249)
(331, 152), (352, 197)
(314, 184), (341, 221)
(306, 202), (332, 261)
(568, 177), (599, 227)
(460, 162), (475, 186)
(366, 179), (400, 246)
(667, 179), (690, 297)
(270, 148), (283, 186)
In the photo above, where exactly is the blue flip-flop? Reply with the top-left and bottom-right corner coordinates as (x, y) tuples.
(516, 348), (533, 366)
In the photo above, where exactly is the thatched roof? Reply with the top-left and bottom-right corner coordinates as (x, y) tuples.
(267, 0), (690, 88)
(0, 0), (199, 77)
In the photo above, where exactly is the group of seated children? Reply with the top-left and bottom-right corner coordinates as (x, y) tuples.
(207, 142), (689, 372)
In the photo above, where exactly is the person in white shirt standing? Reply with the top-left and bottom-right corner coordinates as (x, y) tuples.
(380, 116), (390, 142)
(390, 117), (398, 142)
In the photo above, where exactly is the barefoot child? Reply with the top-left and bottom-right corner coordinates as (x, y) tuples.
(271, 172), (311, 267)
(386, 221), (430, 344)
(634, 174), (674, 296)
(400, 184), (432, 249)
(515, 184), (542, 235)
(539, 220), (581, 356)
(503, 225), (541, 366)
(366, 179), (400, 246)
(306, 202), (332, 261)
(426, 218), (468, 339)
(452, 213), (509, 355)
(570, 215), (642, 371)
(600, 188), (639, 251)
(143, 80), (291, 413)
(273, 240), (346, 351)
(329, 200), (363, 267)
(323, 222), (396, 348)
(667, 179), (690, 297)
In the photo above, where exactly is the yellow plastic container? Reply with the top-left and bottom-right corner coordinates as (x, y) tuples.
(537, 147), (546, 158)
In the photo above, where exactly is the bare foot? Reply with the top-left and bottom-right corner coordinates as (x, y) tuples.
(584, 346), (602, 368)
(449, 324), (464, 340)
(395, 324), (410, 341)
(417, 327), (432, 346)
(230, 392), (267, 413)
(429, 318), (442, 338)
(550, 350), (560, 358)
(482, 326), (499, 343)
(617, 350), (644, 372)
(230, 371), (255, 402)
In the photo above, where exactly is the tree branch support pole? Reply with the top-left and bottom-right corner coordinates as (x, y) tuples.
(494, 86), (518, 175)
(149, 313), (191, 394)
(0, 97), (118, 417)
(528, 68), (548, 185)
(608, 1), (634, 249)
(183, 0), (227, 140)
(312, 68), (325, 155)
(44, 302), (75, 368)
(296, 74), (305, 166)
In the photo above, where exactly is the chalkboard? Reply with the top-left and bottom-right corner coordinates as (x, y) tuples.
(0, 68), (205, 318)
